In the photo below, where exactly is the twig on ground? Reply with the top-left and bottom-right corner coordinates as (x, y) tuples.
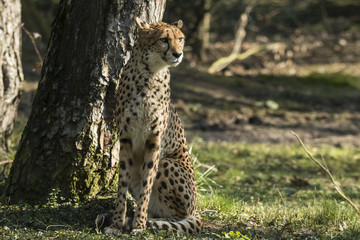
(290, 131), (359, 213)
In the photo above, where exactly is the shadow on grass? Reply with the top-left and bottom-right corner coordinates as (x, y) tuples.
(171, 67), (360, 113)
(0, 195), (114, 233)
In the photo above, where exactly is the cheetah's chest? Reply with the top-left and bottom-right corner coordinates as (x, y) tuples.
(121, 90), (168, 155)
(123, 93), (165, 129)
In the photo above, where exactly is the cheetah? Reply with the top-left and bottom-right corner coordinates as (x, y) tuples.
(103, 17), (202, 235)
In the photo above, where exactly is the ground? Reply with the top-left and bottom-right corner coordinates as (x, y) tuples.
(1, 20), (360, 239)
(172, 66), (360, 148)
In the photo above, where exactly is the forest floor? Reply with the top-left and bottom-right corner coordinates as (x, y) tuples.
(171, 29), (360, 148)
(1, 28), (360, 239)
(172, 64), (360, 148)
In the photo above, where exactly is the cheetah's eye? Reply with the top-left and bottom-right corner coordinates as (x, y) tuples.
(159, 38), (168, 43)
(179, 37), (184, 43)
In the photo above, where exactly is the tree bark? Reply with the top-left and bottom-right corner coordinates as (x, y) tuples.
(5, 0), (166, 203)
(0, 0), (23, 162)
(188, 0), (219, 62)
(199, 0), (212, 61)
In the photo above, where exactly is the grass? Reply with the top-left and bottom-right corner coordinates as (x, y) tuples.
(192, 140), (360, 239)
(1, 139), (359, 239)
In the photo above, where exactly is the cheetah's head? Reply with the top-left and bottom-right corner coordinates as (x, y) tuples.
(136, 17), (185, 73)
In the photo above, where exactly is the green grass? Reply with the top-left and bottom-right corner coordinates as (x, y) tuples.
(298, 73), (360, 89)
(193, 140), (360, 239)
(1, 140), (359, 239)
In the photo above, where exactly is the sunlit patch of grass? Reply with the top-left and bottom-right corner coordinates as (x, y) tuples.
(198, 191), (360, 239)
(192, 141), (360, 194)
(192, 140), (360, 239)
(265, 72), (360, 111)
(259, 72), (360, 90)
(299, 73), (360, 89)
(190, 140), (220, 193)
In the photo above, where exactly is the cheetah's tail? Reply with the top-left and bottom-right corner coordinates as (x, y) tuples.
(96, 211), (202, 234)
(148, 212), (202, 234)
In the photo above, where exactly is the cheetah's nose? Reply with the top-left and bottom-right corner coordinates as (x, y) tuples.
(172, 52), (182, 58)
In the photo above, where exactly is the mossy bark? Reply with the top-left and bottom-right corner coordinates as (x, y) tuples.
(5, 0), (166, 203)
(0, 0), (23, 162)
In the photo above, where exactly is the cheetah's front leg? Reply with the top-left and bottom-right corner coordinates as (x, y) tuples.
(132, 135), (161, 231)
(104, 138), (133, 235)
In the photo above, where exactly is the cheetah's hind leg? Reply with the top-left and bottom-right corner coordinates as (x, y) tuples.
(147, 158), (202, 234)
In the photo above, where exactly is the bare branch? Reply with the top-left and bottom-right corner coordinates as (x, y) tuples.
(231, 1), (256, 55)
(21, 24), (43, 70)
(290, 131), (359, 213)
(208, 42), (280, 74)
(0, 160), (13, 165)
(208, 0), (258, 74)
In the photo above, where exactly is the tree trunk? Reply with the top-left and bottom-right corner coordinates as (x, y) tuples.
(0, 0), (23, 162)
(5, 0), (166, 203)
(199, 0), (212, 61)
(189, 0), (218, 62)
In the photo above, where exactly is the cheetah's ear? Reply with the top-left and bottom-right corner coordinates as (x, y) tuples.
(135, 17), (150, 30)
(171, 20), (183, 29)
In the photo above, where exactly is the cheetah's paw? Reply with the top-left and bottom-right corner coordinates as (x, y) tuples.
(131, 228), (145, 234)
(104, 227), (122, 235)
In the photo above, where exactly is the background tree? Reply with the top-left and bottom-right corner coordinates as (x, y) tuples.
(0, 0), (23, 162)
(5, 0), (166, 203)
(165, 0), (219, 62)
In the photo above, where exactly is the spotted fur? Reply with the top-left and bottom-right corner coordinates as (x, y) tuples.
(103, 17), (202, 235)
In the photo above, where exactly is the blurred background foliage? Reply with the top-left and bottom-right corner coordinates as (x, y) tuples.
(163, 0), (360, 41)
(164, 0), (360, 63)
(22, 0), (360, 73)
